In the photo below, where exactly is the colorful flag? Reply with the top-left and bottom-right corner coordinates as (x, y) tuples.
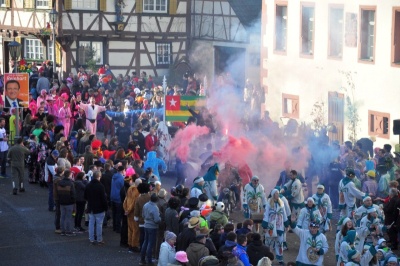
(165, 95), (206, 122)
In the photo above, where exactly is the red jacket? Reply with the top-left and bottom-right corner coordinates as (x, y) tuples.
(145, 134), (158, 152)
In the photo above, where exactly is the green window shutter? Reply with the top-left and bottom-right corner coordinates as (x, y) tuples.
(64, 0), (72, 10)
(99, 0), (106, 11)
(24, 0), (34, 9)
(169, 0), (177, 14)
(5, 0), (11, 8)
(136, 0), (142, 13)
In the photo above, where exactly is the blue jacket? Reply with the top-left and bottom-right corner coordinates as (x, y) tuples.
(142, 201), (161, 229)
(110, 172), (124, 203)
(144, 151), (167, 180)
(233, 244), (251, 266)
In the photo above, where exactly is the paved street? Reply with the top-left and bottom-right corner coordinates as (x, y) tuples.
(1, 171), (398, 266)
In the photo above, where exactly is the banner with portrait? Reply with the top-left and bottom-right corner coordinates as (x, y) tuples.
(3, 73), (29, 108)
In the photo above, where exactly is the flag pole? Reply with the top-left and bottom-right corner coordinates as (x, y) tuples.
(162, 75), (167, 123)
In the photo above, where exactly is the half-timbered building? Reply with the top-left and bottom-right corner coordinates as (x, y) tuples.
(0, 0), (261, 85)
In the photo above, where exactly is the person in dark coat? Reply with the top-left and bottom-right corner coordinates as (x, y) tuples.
(210, 224), (224, 251)
(246, 233), (274, 265)
(84, 170), (108, 245)
(165, 197), (181, 236)
(219, 223), (235, 248)
(101, 163), (113, 226)
(383, 188), (400, 250)
(217, 232), (237, 263)
(177, 217), (200, 251)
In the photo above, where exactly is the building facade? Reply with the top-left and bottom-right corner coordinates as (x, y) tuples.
(0, 0), (261, 86)
(261, 0), (400, 147)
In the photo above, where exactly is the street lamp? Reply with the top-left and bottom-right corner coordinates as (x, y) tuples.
(49, 8), (58, 77)
(7, 40), (22, 140)
(8, 41), (21, 73)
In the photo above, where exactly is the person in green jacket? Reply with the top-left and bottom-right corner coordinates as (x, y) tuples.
(210, 202), (228, 226)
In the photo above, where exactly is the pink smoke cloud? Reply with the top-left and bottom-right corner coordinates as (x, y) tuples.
(169, 125), (210, 163)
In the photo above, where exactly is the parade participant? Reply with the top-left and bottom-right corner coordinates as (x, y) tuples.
(143, 151), (167, 181)
(354, 195), (382, 227)
(339, 168), (366, 220)
(312, 184), (333, 232)
(79, 96), (106, 135)
(190, 176), (205, 198)
(84, 170), (108, 245)
(243, 176), (267, 230)
(335, 218), (355, 263)
(262, 189), (289, 264)
(289, 215), (329, 266)
(344, 246), (377, 266)
(123, 177), (141, 252)
(357, 208), (384, 249)
(297, 197), (322, 229)
(339, 229), (361, 265)
(203, 163), (220, 206)
(281, 170), (304, 221)
(58, 101), (72, 137)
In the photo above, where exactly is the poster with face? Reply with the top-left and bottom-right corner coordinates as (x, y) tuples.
(3, 73), (29, 108)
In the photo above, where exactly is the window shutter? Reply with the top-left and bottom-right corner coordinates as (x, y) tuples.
(64, 0), (72, 10)
(99, 0), (106, 11)
(136, 0), (142, 13)
(169, 0), (177, 14)
(24, 0), (34, 9)
(56, 42), (61, 65)
(5, 0), (11, 8)
(48, 0), (53, 9)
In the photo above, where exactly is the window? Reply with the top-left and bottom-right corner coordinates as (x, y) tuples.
(0, 0), (6, 7)
(359, 7), (376, 62)
(48, 40), (54, 62)
(275, 3), (287, 52)
(392, 7), (400, 65)
(36, 0), (49, 8)
(78, 41), (103, 66)
(328, 6), (344, 58)
(156, 43), (171, 65)
(282, 93), (299, 118)
(368, 110), (390, 139)
(144, 0), (167, 13)
(300, 3), (314, 56)
(72, 0), (97, 10)
(25, 39), (44, 60)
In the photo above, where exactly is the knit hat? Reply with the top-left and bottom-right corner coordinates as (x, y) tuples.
(251, 176), (259, 181)
(377, 238), (386, 246)
(366, 170), (376, 178)
(165, 231), (176, 242)
(347, 249), (360, 260)
(270, 189), (279, 197)
(215, 202), (225, 212)
(317, 184), (325, 189)
(367, 207), (377, 214)
(155, 181), (161, 186)
(190, 210), (201, 218)
(307, 197), (315, 204)
(188, 217), (200, 228)
(158, 188), (167, 199)
(377, 249), (386, 257)
(194, 177), (205, 184)
(363, 195), (372, 202)
(51, 150), (59, 157)
(341, 217), (351, 226)
(175, 251), (189, 263)
(387, 256), (397, 263)
(126, 167), (135, 176)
